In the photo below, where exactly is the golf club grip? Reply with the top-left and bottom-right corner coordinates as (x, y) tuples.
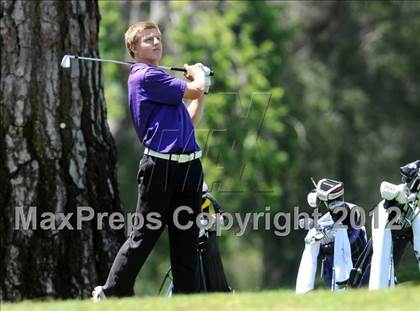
(170, 67), (214, 76)
(203, 193), (223, 214)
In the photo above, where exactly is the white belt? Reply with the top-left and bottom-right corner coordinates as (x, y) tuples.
(144, 148), (202, 163)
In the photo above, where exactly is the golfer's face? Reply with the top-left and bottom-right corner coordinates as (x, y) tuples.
(137, 28), (162, 62)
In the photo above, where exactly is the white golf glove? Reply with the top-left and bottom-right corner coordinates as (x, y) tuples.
(201, 66), (212, 94)
(202, 66), (212, 84)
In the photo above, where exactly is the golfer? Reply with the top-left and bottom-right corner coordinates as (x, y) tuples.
(92, 21), (209, 300)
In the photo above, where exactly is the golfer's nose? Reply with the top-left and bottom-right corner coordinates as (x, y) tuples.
(153, 37), (160, 46)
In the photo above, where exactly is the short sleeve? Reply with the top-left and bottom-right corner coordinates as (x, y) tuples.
(141, 67), (186, 105)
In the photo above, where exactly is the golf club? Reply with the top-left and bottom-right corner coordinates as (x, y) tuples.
(60, 54), (214, 76)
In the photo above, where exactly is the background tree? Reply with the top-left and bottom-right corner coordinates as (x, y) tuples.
(279, 0), (420, 286)
(166, 1), (298, 289)
(1, 0), (124, 300)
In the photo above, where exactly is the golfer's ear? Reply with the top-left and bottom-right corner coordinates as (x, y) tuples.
(129, 43), (138, 56)
(183, 82), (204, 100)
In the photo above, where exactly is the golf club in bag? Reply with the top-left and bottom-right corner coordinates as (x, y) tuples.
(60, 54), (214, 76)
(368, 166), (420, 290)
(347, 236), (372, 288)
(158, 188), (232, 296)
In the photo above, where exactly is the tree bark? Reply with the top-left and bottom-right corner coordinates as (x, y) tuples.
(1, 0), (124, 301)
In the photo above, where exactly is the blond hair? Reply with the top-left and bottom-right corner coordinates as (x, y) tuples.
(124, 21), (160, 58)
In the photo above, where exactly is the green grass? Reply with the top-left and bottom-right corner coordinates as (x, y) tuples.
(2, 284), (420, 311)
(3, 262), (419, 310)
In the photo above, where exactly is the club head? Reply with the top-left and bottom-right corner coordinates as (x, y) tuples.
(60, 55), (71, 68)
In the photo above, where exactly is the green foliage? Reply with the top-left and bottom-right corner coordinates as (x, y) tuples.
(98, 0), (127, 121)
(168, 1), (296, 213)
(285, 0), (420, 208)
(165, 2), (300, 290)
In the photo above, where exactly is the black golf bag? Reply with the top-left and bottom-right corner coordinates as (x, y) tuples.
(197, 192), (231, 292)
(159, 191), (232, 296)
(347, 229), (413, 288)
(347, 208), (414, 289)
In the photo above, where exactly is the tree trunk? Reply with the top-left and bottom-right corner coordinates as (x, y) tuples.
(1, 0), (124, 301)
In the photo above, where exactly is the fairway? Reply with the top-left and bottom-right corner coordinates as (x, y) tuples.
(2, 285), (419, 311)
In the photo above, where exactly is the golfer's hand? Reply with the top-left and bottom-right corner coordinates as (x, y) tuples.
(184, 63), (205, 81)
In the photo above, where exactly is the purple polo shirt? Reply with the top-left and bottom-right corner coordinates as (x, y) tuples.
(128, 63), (200, 154)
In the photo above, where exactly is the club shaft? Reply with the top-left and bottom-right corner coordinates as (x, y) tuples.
(68, 55), (214, 76)
(71, 55), (133, 66)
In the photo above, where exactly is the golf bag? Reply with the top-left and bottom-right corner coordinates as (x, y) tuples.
(320, 224), (368, 289)
(159, 190), (232, 296)
(369, 160), (420, 290)
(296, 210), (368, 293)
(368, 199), (420, 289)
(348, 204), (417, 289)
(296, 178), (368, 293)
